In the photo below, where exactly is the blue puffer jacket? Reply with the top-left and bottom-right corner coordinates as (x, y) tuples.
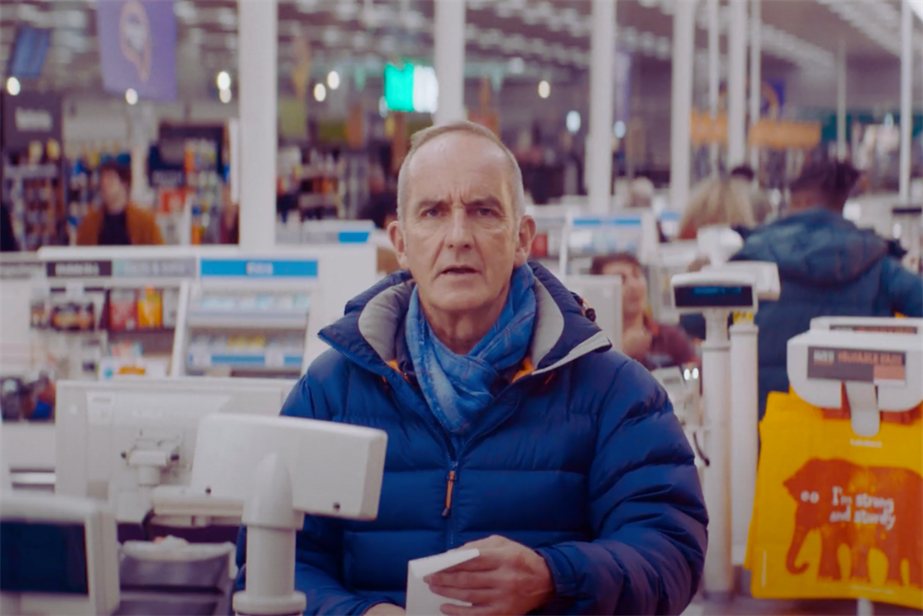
(265, 262), (707, 615)
(731, 208), (923, 416)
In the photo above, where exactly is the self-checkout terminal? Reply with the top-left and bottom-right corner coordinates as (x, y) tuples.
(788, 318), (923, 437)
(671, 261), (780, 596)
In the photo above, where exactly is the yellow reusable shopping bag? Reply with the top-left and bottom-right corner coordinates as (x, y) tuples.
(745, 391), (922, 610)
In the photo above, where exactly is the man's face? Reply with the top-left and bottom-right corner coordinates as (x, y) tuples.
(602, 261), (648, 317)
(389, 133), (535, 318)
(100, 170), (128, 212)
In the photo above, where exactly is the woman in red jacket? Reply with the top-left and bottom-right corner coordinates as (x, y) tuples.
(591, 252), (697, 370)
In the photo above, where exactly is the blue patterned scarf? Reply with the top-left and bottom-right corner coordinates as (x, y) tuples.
(405, 264), (537, 435)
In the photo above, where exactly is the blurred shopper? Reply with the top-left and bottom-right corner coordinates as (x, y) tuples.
(626, 177), (655, 209)
(359, 188), (400, 274)
(677, 176), (754, 240)
(76, 161), (163, 246)
(241, 121), (707, 616)
(623, 177), (670, 242)
(1, 203), (18, 252)
(730, 164), (773, 225)
(732, 160), (923, 417)
(203, 185), (239, 245)
(591, 252), (696, 370)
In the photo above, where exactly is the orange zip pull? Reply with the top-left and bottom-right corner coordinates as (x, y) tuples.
(441, 468), (457, 518)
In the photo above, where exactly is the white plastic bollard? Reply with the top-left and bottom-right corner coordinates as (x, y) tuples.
(702, 312), (734, 596)
(729, 319), (759, 566)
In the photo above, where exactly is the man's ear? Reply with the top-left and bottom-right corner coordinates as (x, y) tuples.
(513, 215), (537, 268)
(388, 220), (411, 270)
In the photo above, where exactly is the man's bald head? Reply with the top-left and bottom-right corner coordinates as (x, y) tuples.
(396, 121), (526, 224)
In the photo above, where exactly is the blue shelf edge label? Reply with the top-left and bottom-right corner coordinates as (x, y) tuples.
(199, 259), (319, 279)
(337, 231), (370, 243)
(189, 353), (302, 367)
(573, 217), (643, 228)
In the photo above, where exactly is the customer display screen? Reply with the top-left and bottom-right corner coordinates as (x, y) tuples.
(674, 284), (754, 309)
(0, 521), (89, 595)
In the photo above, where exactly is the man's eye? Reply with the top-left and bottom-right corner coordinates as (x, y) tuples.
(477, 208), (497, 217)
(423, 208), (441, 217)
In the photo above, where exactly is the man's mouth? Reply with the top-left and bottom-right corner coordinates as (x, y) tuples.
(441, 266), (478, 275)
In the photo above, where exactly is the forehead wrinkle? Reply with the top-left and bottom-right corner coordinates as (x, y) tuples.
(402, 133), (518, 219)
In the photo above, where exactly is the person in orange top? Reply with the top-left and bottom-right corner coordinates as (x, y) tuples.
(76, 161), (163, 246)
(591, 252), (697, 370)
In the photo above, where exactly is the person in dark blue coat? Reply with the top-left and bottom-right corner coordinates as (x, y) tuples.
(731, 160), (923, 418)
(249, 122), (707, 616)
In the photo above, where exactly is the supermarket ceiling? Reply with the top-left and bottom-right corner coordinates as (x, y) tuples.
(0, 0), (920, 98)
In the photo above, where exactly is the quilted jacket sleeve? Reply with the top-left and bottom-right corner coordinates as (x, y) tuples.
(880, 257), (923, 317)
(238, 351), (389, 616)
(535, 358), (708, 615)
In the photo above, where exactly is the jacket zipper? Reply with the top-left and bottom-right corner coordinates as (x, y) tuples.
(442, 461), (458, 519)
(320, 332), (459, 547)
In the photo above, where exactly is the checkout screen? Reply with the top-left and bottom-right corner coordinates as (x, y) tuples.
(674, 285), (754, 308)
(0, 521), (89, 595)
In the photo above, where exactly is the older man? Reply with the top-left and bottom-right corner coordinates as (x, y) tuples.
(276, 122), (707, 615)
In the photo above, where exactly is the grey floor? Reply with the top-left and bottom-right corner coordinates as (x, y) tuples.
(683, 595), (922, 616)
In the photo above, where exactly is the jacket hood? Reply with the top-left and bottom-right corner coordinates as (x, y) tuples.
(732, 208), (905, 286)
(320, 262), (610, 377)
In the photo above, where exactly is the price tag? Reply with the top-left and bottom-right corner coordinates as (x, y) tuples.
(265, 349), (286, 369)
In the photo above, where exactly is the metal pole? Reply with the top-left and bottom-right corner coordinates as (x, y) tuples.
(588, 0), (616, 214)
(708, 0), (720, 175)
(670, 0), (696, 212)
(728, 0), (748, 167)
(702, 311), (734, 596)
(238, 0), (278, 250)
(748, 0), (761, 171)
(899, 0), (913, 203)
(729, 320), (759, 568)
(433, 0), (466, 125)
(837, 40), (847, 161)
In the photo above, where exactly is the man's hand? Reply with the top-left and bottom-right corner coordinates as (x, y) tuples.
(425, 535), (555, 616)
(364, 603), (406, 616)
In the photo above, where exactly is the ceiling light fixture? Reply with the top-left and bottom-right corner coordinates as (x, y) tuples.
(6, 76), (21, 96)
(327, 70), (340, 90)
(313, 83), (327, 102)
(538, 80), (550, 99)
(614, 121), (627, 138)
(217, 71), (231, 90)
(219, 88), (232, 104)
(125, 88), (138, 105)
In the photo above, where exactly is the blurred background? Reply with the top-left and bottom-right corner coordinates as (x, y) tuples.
(1, 0), (921, 250)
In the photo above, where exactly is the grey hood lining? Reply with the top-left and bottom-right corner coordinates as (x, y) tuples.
(354, 275), (605, 372)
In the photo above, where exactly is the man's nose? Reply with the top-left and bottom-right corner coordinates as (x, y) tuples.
(445, 207), (473, 248)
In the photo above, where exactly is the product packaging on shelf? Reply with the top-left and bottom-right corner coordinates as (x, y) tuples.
(109, 289), (138, 331)
(137, 288), (163, 329)
(49, 291), (104, 332)
(29, 295), (49, 329)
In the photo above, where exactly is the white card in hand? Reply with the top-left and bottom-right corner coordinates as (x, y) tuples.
(406, 548), (480, 616)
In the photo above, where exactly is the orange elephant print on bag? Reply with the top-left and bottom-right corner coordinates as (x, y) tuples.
(783, 458), (923, 589)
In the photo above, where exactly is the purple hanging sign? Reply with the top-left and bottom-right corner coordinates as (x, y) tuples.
(96, 0), (178, 102)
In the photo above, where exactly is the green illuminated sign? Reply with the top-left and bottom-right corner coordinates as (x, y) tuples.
(384, 63), (415, 113)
